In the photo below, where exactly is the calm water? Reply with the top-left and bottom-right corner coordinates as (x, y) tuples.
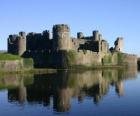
(0, 68), (140, 116)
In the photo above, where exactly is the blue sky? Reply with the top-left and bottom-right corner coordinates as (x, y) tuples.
(0, 0), (140, 55)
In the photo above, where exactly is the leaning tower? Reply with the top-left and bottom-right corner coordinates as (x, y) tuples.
(18, 32), (26, 56)
(52, 24), (72, 51)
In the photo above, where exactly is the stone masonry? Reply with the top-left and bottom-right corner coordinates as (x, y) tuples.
(7, 24), (137, 68)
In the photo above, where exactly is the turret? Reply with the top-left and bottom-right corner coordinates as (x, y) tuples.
(52, 24), (72, 51)
(18, 32), (26, 56)
(93, 30), (100, 41)
(7, 32), (26, 56)
(8, 35), (18, 54)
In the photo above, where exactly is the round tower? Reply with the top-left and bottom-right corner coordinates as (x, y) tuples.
(93, 30), (100, 41)
(18, 32), (26, 56)
(53, 24), (72, 51)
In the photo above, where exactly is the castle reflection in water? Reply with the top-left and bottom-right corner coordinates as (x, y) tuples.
(0, 68), (137, 112)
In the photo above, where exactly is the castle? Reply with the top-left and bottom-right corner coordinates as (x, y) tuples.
(7, 24), (137, 68)
(8, 24), (122, 55)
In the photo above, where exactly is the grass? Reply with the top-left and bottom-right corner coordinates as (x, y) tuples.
(0, 53), (21, 60)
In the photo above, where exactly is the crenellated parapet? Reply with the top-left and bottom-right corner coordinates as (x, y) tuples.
(53, 24), (70, 33)
(42, 30), (50, 39)
(26, 30), (50, 52)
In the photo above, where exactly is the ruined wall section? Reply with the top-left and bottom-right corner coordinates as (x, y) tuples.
(114, 37), (123, 52)
(8, 35), (18, 55)
(77, 32), (84, 39)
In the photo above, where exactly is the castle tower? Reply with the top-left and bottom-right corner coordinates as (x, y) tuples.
(77, 32), (84, 39)
(8, 35), (18, 54)
(93, 30), (100, 41)
(18, 32), (26, 56)
(42, 30), (50, 51)
(52, 24), (72, 51)
(114, 37), (123, 52)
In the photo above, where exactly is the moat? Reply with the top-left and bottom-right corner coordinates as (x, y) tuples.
(0, 68), (140, 116)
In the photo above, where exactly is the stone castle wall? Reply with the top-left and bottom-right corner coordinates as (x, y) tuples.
(7, 24), (137, 69)
(0, 60), (23, 72)
(0, 58), (33, 72)
(102, 52), (118, 65)
(71, 50), (102, 66)
(53, 50), (102, 68)
(122, 53), (137, 67)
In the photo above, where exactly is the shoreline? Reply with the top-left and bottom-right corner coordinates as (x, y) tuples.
(0, 65), (132, 75)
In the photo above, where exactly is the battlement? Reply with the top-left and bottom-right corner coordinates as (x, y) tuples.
(8, 34), (18, 42)
(19, 32), (26, 37)
(42, 30), (50, 39)
(53, 24), (70, 32)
